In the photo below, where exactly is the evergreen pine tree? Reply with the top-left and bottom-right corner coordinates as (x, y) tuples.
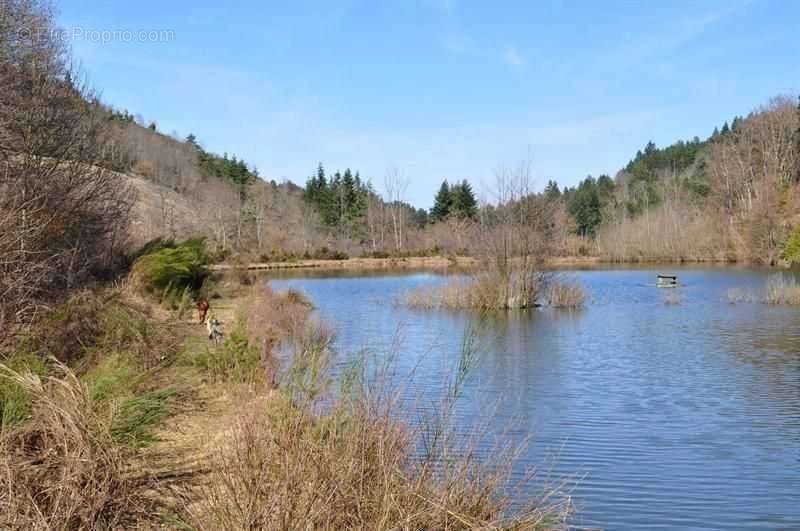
(430, 180), (452, 222)
(342, 168), (356, 219)
(544, 180), (561, 201)
(450, 179), (478, 219)
(567, 177), (602, 237)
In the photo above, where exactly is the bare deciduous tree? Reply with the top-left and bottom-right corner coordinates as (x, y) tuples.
(384, 169), (410, 251)
(0, 0), (133, 332)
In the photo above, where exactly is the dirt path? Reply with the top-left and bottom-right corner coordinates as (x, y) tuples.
(143, 289), (270, 488)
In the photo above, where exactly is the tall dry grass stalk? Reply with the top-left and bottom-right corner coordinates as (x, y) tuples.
(184, 310), (572, 530)
(546, 280), (587, 310)
(0, 361), (162, 529)
(728, 275), (800, 305)
(763, 275), (800, 304)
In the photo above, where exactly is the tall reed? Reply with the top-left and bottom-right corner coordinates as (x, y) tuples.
(184, 297), (572, 529)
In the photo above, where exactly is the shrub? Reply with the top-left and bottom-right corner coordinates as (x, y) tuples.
(285, 288), (313, 307)
(20, 290), (106, 364)
(192, 326), (261, 383)
(130, 238), (209, 297)
(92, 300), (179, 370)
(782, 226), (800, 265)
(308, 246), (349, 261)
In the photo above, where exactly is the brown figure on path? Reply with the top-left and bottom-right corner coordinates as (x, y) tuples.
(196, 297), (210, 324)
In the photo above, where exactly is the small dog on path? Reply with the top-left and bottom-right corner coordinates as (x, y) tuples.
(206, 313), (224, 345)
(196, 297), (210, 324)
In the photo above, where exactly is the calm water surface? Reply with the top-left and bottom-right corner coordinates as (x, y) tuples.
(270, 267), (800, 530)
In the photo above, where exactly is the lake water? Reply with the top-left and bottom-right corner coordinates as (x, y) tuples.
(270, 267), (800, 530)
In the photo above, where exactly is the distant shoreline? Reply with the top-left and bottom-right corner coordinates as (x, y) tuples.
(209, 255), (769, 272)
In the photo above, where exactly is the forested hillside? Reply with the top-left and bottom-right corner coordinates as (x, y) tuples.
(591, 97), (800, 264)
(103, 93), (800, 266)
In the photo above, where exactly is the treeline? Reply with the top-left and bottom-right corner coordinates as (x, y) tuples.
(304, 164), (372, 230)
(593, 96), (800, 263)
(302, 173), (478, 230)
(186, 134), (259, 199)
(301, 95), (800, 265)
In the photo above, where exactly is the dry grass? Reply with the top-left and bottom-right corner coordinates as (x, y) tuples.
(405, 270), (549, 311)
(763, 275), (800, 305)
(728, 275), (800, 305)
(0, 361), (163, 529)
(726, 287), (753, 304)
(184, 361), (571, 530)
(547, 280), (587, 310)
(185, 399), (570, 530)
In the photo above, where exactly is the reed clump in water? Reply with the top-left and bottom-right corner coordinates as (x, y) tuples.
(663, 291), (682, 305)
(405, 269), (550, 310)
(547, 279), (587, 310)
(728, 275), (800, 305)
(763, 275), (800, 305)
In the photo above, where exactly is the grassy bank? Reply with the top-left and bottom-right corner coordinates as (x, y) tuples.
(1, 243), (572, 529)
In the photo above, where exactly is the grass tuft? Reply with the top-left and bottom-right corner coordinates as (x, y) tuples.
(0, 361), (162, 528)
(0, 352), (47, 430)
(547, 279), (587, 310)
(110, 387), (177, 448)
(763, 274), (800, 305)
(191, 325), (261, 383)
(728, 275), (800, 305)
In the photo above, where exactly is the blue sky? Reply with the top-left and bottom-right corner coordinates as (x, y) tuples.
(59, 0), (799, 208)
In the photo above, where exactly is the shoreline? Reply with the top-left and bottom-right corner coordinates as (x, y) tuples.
(209, 255), (774, 272)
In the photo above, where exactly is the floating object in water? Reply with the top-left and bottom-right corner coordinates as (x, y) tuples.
(657, 274), (678, 288)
